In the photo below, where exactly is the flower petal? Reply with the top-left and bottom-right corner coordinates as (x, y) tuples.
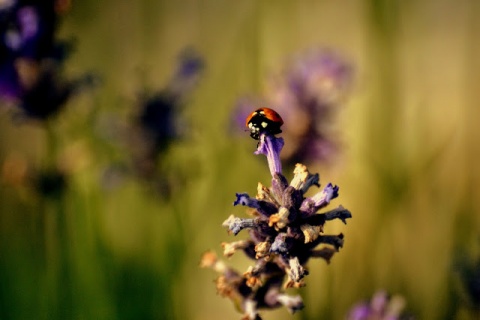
(254, 134), (284, 177)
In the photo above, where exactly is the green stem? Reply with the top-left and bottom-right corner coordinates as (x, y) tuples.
(42, 120), (74, 319)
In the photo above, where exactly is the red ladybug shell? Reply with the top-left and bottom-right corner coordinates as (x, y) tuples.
(245, 107), (283, 127)
(245, 107), (284, 140)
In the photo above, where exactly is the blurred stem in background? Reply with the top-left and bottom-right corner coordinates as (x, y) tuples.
(366, 0), (402, 212)
(42, 120), (72, 319)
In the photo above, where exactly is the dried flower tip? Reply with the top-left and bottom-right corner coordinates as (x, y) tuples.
(222, 240), (252, 258)
(288, 257), (308, 283)
(290, 163), (309, 189)
(254, 134), (284, 177)
(254, 241), (271, 259)
(200, 251), (229, 273)
(300, 224), (322, 243)
(255, 182), (268, 200)
(276, 294), (305, 314)
(242, 299), (260, 320)
(222, 215), (257, 236)
(243, 266), (263, 288)
(200, 251), (218, 268)
(268, 207), (290, 230)
(216, 275), (241, 299)
(284, 278), (306, 289)
(290, 163), (319, 193)
(256, 182), (279, 206)
(246, 275), (263, 288)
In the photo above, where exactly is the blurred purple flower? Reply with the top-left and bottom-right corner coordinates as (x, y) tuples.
(233, 48), (353, 165)
(115, 49), (204, 193)
(202, 128), (352, 320)
(136, 49), (203, 151)
(347, 291), (413, 320)
(0, 0), (93, 120)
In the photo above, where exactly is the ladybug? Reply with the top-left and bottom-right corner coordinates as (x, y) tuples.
(245, 107), (284, 140)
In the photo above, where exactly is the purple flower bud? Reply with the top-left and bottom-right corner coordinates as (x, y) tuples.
(0, 1), (95, 119)
(346, 291), (411, 320)
(348, 303), (371, 320)
(300, 183), (339, 217)
(18, 7), (39, 40)
(254, 134), (284, 177)
(233, 193), (278, 217)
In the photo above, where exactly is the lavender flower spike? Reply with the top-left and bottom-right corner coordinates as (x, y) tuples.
(202, 108), (352, 320)
(254, 133), (284, 177)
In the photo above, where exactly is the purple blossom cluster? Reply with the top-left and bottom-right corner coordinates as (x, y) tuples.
(135, 50), (204, 157)
(100, 50), (204, 194)
(0, 0), (94, 120)
(201, 130), (351, 319)
(347, 291), (412, 320)
(233, 48), (353, 165)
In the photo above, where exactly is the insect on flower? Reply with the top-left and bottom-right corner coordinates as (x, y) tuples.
(245, 107), (284, 140)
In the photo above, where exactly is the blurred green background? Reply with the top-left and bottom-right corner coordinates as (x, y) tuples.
(1, 0), (480, 319)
